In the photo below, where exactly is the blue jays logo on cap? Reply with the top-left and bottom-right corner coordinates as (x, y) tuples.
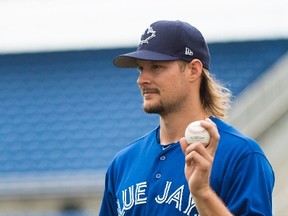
(139, 26), (156, 45)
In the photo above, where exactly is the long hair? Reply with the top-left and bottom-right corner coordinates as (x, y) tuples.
(200, 68), (232, 119)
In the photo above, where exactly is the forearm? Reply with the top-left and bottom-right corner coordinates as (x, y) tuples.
(193, 187), (233, 216)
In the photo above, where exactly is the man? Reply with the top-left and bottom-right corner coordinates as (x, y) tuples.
(99, 20), (274, 215)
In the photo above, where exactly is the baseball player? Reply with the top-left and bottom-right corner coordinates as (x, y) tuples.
(99, 20), (274, 216)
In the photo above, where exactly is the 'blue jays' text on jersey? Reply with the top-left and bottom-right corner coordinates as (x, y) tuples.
(99, 117), (274, 216)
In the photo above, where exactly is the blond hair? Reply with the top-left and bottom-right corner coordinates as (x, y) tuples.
(200, 68), (232, 119)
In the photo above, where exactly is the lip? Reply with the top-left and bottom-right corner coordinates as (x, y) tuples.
(142, 89), (159, 96)
(143, 93), (155, 99)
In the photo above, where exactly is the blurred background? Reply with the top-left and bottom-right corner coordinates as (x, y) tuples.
(0, 0), (287, 215)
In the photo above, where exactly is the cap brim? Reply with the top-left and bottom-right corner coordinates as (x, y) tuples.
(113, 50), (179, 68)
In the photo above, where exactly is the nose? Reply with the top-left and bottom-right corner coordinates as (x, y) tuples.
(137, 70), (152, 86)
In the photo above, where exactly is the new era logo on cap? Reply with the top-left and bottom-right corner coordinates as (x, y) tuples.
(185, 47), (193, 56)
(113, 20), (211, 70)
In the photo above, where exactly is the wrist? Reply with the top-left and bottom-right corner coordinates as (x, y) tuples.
(191, 186), (214, 201)
(191, 187), (233, 216)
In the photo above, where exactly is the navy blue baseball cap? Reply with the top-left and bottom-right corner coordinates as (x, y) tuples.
(113, 20), (211, 70)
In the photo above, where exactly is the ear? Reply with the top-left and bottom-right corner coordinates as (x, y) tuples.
(187, 59), (203, 82)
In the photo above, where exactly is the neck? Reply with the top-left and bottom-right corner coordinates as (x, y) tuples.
(159, 104), (208, 145)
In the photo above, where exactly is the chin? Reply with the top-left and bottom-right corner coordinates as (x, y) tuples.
(142, 102), (164, 114)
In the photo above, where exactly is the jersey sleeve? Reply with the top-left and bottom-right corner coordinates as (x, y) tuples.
(225, 152), (275, 215)
(99, 165), (118, 216)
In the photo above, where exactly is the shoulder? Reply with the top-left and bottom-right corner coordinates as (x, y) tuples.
(211, 117), (264, 154)
(117, 126), (159, 156)
(211, 117), (273, 175)
(211, 117), (273, 178)
(108, 126), (160, 169)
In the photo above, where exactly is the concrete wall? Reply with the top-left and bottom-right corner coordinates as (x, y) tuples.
(258, 111), (288, 216)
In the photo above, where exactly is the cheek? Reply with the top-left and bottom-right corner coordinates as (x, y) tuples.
(159, 73), (187, 97)
(161, 83), (182, 99)
(172, 80), (190, 99)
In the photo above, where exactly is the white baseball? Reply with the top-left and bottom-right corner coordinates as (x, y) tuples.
(185, 121), (210, 146)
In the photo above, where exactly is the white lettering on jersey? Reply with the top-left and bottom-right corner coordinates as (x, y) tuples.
(117, 181), (148, 214)
(166, 184), (184, 211)
(135, 182), (147, 205)
(155, 181), (172, 203)
(183, 193), (197, 215)
(122, 185), (134, 210)
(116, 181), (198, 215)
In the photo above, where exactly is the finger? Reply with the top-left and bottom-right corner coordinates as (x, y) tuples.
(199, 119), (218, 138)
(179, 137), (189, 154)
(185, 142), (213, 163)
(185, 144), (213, 169)
(199, 119), (220, 155)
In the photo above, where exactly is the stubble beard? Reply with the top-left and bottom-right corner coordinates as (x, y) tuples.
(142, 101), (165, 114)
(142, 99), (181, 116)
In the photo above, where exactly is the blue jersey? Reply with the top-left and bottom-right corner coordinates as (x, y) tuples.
(99, 117), (274, 215)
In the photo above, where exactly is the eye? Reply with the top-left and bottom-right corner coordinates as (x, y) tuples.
(137, 66), (143, 73)
(151, 64), (165, 72)
(151, 64), (161, 70)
